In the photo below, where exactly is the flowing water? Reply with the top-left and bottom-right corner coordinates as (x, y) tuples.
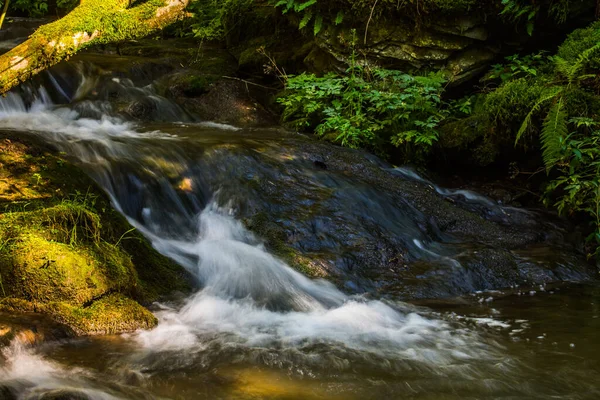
(0, 61), (598, 399)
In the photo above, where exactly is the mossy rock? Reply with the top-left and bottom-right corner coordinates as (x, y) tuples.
(0, 133), (193, 336)
(1, 231), (136, 305)
(0, 293), (157, 336)
(244, 212), (332, 280)
(0, 291), (158, 337)
(42, 294), (157, 336)
(557, 21), (600, 65)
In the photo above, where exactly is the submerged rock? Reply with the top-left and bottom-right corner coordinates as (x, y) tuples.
(37, 390), (91, 400)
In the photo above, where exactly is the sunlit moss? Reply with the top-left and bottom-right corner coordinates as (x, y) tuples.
(43, 294), (158, 336)
(0, 134), (192, 335)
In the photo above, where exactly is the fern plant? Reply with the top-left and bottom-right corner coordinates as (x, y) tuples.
(500, 0), (539, 36)
(515, 42), (600, 173)
(545, 119), (600, 257)
(539, 98), (568, 171)
(500, 0), (575, 36)
(554, 42), (600, 84)
(505, 27), (600, 257)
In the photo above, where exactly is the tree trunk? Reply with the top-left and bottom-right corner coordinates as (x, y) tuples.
(0, 0), (190, 94)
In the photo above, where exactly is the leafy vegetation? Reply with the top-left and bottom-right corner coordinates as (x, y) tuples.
(278, 32), (446, 157)
(546, 120), (600, 255)
(11, 0), (48, 17)
(184, 0), (254, 40)
(500, 0), (578, 35)
(488, 52), (549, 82)
(447, 21), (600, 256)
(269, 0), (343, 35)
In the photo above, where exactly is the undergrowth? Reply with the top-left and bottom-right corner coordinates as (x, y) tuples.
(277, 30), (447, 159)
(450, 21), (600, 257)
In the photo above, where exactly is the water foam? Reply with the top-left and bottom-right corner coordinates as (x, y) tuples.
(0, 340), (122, 399)
(132, 203), (500, 373)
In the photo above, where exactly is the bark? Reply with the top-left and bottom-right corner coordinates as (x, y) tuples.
(0, 0), (190, 94)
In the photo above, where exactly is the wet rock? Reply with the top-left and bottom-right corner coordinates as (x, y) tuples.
(0, 384), (19, 400)
(171, 79), (277, 127)
(314, 16), (496, 84)
(176, 135), (596, 299)
(38, 389), (91, 400)
(445, 48), (496, 84)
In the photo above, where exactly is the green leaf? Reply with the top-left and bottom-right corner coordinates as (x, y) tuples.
(526, 21), (534, 36)
(299, 11), (313, 29)
(515, 87), (563, 144)
(296, 0), (317, 12)
(313, 14), (323, 36)
(540, 97), (568, 172)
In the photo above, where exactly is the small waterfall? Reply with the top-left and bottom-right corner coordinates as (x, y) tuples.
(0, 64), (558, 398)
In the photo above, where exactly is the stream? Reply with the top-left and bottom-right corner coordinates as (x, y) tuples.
(0, 58), (598, 399)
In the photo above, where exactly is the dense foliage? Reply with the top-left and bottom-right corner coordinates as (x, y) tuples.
(184, 0), (253, 40)
(446, 21), (600, 255)
(278, 35), (446, 157)
(280, 68), (446, 153)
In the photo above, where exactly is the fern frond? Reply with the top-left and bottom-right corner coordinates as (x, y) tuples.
(555, 42), (600, 84)
(541, 97), (568, 172)
(314, 14), (323, 35)
(299, 11), (313, 29)
(515, 86), (563, 144)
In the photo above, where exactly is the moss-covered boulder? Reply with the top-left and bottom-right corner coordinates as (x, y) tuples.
(41, 294), (157, 336)
(0, 134), (193, 336)
(314, 14), (494, 83)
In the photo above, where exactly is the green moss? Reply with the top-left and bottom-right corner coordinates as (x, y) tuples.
(0, 294), (157, 336)
(557, 21), (600, 64)
(438, 113), (501, 166)
(120, 230), (195, 304)
(482, 78), (549, 128)
(42, 294), (157, 336)
(0, 133), (192, 335)
(35, 0), (170, 50)
(0, 232), (132, 305)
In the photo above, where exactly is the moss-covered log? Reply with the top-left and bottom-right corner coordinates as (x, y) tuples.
(0, 0), (190, 94)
